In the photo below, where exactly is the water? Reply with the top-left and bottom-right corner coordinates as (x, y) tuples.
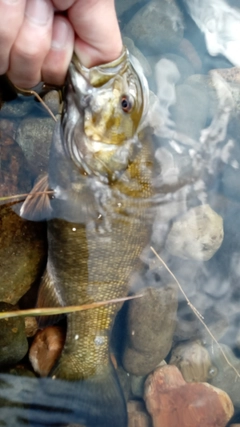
(1, 0), (240, 425)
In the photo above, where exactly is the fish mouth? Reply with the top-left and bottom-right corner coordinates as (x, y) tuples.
(70, 133), (140, 183)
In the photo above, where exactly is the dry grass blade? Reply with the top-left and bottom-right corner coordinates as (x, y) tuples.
(0, 294), (143, 319)
(150, 246), (240, 379)
(0, 191), (54, 204)
(13, 85), (57, 122)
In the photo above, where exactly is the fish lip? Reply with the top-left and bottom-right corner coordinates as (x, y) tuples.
(70, 132), (141, 183)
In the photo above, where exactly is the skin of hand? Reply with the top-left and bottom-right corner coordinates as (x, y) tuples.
(0, 0), (122, 88)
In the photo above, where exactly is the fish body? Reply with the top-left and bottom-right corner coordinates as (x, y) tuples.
(22, 47), (154, 426)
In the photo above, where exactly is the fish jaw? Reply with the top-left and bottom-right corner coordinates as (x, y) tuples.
(62, 47), (149, 182)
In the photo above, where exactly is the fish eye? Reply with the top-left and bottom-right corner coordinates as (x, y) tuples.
(121, 95), (133, 113)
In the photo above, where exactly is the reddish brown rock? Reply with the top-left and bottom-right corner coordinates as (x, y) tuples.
(127, 400), (152, 427)
(144, 365), (234, 427)
(29, 326), (65, 376)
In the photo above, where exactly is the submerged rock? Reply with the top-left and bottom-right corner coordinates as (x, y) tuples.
(29, 326), (65, 377)
(122, 286), (177, 376)
(127, 400), (152, 427)
(169, 340), (212, 382)
(144, 364), (234, 427)
(208, 343), (240, 408)
(123, 0), (184, 55)
(0, 303), (28, 367)
(0, 119), (47, 304)
(16, 116), (54, 176)
(166, 204), (224, 261)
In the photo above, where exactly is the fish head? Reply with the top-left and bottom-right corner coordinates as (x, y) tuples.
(63, 47), (149, 182)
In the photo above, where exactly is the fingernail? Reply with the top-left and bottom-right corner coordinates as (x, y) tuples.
(1, 0), (20, 4)
(25, 0), (52, 25)
(51, 19), (69, 50)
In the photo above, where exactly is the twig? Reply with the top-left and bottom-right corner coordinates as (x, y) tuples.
(0, 294), (143, 319)
(150, 246), (240, 379)
(13, 85), (57, 122)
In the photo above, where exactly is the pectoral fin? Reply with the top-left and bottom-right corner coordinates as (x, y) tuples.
(20, 174), (53, 221)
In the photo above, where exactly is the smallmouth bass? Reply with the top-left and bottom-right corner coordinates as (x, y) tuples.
(21, 47), (154, 427)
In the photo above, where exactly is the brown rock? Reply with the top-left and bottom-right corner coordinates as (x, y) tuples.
(0, 118), (47, 304)
(144, 365), (234, 427)
(29, 326), (65, 376)
(128, 400), (152, 427)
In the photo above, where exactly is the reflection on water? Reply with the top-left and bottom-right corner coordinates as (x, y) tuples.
(1, 0), (240, 426)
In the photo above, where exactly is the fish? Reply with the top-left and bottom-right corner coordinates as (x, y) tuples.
(21, 46), (154, 427)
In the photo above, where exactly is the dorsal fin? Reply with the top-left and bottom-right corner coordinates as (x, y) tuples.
(20, 175), (53, 221)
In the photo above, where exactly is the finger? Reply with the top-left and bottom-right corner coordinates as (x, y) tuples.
(42, 15), (74, 86)
(8, 0), (54, 88)
(0, 0), (26, 75)
(52, 0), (75, 10)
(68, 0), (122, 67)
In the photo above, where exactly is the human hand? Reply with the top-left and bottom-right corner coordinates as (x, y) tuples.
(0, 0), (122, 88)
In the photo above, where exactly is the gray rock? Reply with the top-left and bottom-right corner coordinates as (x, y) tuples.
(171, 82), (209, 140)
(0, 303), (28, 367)
(122, 285), (178, 376)
(208, 343), (240, 408)
(16, 116), (54, 176)
(130, 374), (148, 398)
(0, 96), (34, 118)
(123, 0), (184, 55)
(116, 366), (131, 402)
(42, 90), (61, 117)
(159, 53), (195, 83)
(115, 0), (145, 18)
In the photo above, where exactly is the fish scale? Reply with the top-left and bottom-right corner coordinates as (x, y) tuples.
(21, 46), (153, 427)
(46, 130), (154, 382)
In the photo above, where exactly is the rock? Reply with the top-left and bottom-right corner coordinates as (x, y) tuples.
(5, 365), (36, 377)
(127, 400), (152, 427)
(169, 340), (212, 382)
(175, 302), (229, 344)
(0, 94), (34, 118)
(42, 90), (60, 116)
(130, 374), (148, 399)
(166, 204), (224, 261)
(159, 53), (194, 83)
(0, 303), (28, 367)
(115, 0), (144, 19)
(208, 343), (240, 408)
(123, 0), (184, 56)
(171, 82), (209, 140)
(24, 317), (38, 338)
(0, 205), (46, 304)
(122, 286), (178, 376)
(178, 38), (202, 72)
(144, 364), (234, 427)
(29, 326), (65, 377)
(116, 366), (132, 402)
(16, 116), (54, 176)
(0, 120), (47, 305)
